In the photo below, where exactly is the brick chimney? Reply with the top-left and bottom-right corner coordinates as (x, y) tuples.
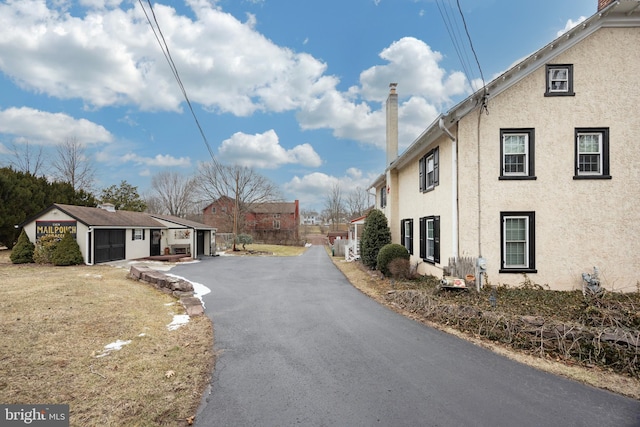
(386, 83), (398, 166)
(598, 0), (615, 11)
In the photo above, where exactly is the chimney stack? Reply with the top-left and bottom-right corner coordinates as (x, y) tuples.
(386, 83), (398, 166)
(598, 0), (615, 11)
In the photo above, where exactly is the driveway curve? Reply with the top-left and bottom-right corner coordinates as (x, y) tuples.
(171, 245), (640, 427)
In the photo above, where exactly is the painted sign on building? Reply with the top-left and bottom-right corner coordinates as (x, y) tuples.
(36, 221), (77, 240)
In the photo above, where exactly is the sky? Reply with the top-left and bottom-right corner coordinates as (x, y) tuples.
(0, 0), (596, 213)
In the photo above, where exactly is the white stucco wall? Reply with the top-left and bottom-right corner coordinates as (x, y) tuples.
(395, 133), (455, 277)
(457, 27), (640, 291)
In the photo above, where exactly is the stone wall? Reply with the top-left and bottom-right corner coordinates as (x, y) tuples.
(129, 265), (204, 316)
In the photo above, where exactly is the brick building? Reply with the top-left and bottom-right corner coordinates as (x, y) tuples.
(202, 198), (300, 245)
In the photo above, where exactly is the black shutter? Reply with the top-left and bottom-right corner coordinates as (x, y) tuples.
(419, 217), (426, 259)
(434, 216), (440, 263)
(400, 220), (405, 248)
(143, 229), (145, 240)
(408, 219), (414, 255)
(131, 229), (135, 240)
(419, 156), (425, 191)
(434, 148), (439, 186)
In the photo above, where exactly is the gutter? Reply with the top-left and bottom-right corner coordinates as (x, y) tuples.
(439, 117), (458, 259)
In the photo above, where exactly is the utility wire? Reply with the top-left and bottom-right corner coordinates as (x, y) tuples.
(435, 0), (475, 88)
(455, 0), (488, 104)
(138, 0), (219, 165)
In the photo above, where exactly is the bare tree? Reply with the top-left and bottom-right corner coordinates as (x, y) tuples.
(197, 161), (281, 249)
(324, 183), (345, 230)
(51, 137), (96, 192)
(150, 170), (197, 217)
(345, 186), (369, 219)
(9, 140), (47, 175)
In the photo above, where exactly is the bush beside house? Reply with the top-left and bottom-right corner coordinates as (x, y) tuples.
(10, 230), (34, 264)
(360, 209), (391, 269)
(377, 243), (410, 277)
(51, 231), (84, 266)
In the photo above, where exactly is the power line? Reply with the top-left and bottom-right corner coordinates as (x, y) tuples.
(435, 0), (475, 88)
(455, 0), (487, 96)
(137, 0), (219, 165)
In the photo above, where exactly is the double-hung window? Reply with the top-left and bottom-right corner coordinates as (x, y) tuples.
(419, 216), (440, 263)
(132, 229), (144, 240)
(500, 212), (536, 273)
(574, 128), (610, 179)
(545, 64), (574, 96)
(401, 219), (413, 255)
(500, 129), (535, 179)
(419, 147), (439, 192)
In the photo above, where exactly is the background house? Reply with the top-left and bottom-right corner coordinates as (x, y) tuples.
(370, 0), (640, 291)
(21, 203), (216, 264)
(202, 198), (300, 245)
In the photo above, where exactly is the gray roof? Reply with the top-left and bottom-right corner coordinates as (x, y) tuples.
(149, 214), (215, 230)
(54, 204), (164, 227)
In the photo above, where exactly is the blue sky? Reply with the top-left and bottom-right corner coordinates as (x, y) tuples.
(0, 0), (596, 212)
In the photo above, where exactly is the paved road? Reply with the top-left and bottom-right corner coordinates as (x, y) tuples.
(172, 245), (640, 427)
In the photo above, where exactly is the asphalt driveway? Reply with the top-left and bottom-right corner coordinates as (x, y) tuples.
(172, 245), (640, 427)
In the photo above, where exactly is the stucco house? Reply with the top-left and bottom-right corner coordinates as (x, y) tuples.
(20, 203), (216, 264)
(370, 0), (640, 291)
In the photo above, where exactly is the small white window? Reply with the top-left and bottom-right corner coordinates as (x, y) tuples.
(133, 229), (143, 240)
(503, 134), (528, 176)
(273, 220), (281, 229)
(577, 133), (602, 175)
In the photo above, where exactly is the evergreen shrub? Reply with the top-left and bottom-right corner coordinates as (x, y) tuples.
(10, 229), (34, 264)
(359, 209), (391, 269)
(51, 231), (84, 266)
(376, 243), (410, 276)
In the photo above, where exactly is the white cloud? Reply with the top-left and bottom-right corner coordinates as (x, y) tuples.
(0, 107), (113, 146)
(0, 2), (468, 153)
(283, 168), (377, 211)
(119, 153), (191, 167)
(358, 37), (467, 104)
(218, 129), (322, 169)
(557, 16), (587, 37)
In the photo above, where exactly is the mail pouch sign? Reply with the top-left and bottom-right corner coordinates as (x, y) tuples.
(36, 221), (77, 240)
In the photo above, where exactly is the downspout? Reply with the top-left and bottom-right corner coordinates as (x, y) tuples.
(438, 116), (458, 260)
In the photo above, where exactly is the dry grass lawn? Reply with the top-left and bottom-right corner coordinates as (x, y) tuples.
(328, 251), (640, 401)
(226, 243), (307, 257)
(0, 250), (213, 426)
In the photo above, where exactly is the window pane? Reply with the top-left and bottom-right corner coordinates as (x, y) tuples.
(579, 154), (600, 173)
(505, 154), (525, 173)
(578, 134), (600, 153)
(505, 218), (526, 241)
(426, 220), (434, 258)
(504, 135), (525, 154)
(506, 242), (525, 265)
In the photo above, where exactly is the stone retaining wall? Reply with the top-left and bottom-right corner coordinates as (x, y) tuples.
(129, 265), (204, 316)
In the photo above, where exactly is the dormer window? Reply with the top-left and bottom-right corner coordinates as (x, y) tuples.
(545, 64), (574, 96)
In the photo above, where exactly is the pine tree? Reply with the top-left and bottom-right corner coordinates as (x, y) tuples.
(360, 209), (391, 269)
(10, 229), (34, 264)
(51, 231), (84, 266)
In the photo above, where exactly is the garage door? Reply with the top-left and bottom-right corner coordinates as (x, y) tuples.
(95, 229), (126, 263)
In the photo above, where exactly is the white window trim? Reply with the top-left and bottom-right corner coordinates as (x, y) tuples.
(426, 218), (435, 261)
(503, 216), (529, 269)
(548, 67), (569, 93)
(133, 229), (143, 240)
(502, 133), (529, 176)
(576, 132), (603, 176)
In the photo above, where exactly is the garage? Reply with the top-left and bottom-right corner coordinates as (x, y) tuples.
(94, 229), (126, 263)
